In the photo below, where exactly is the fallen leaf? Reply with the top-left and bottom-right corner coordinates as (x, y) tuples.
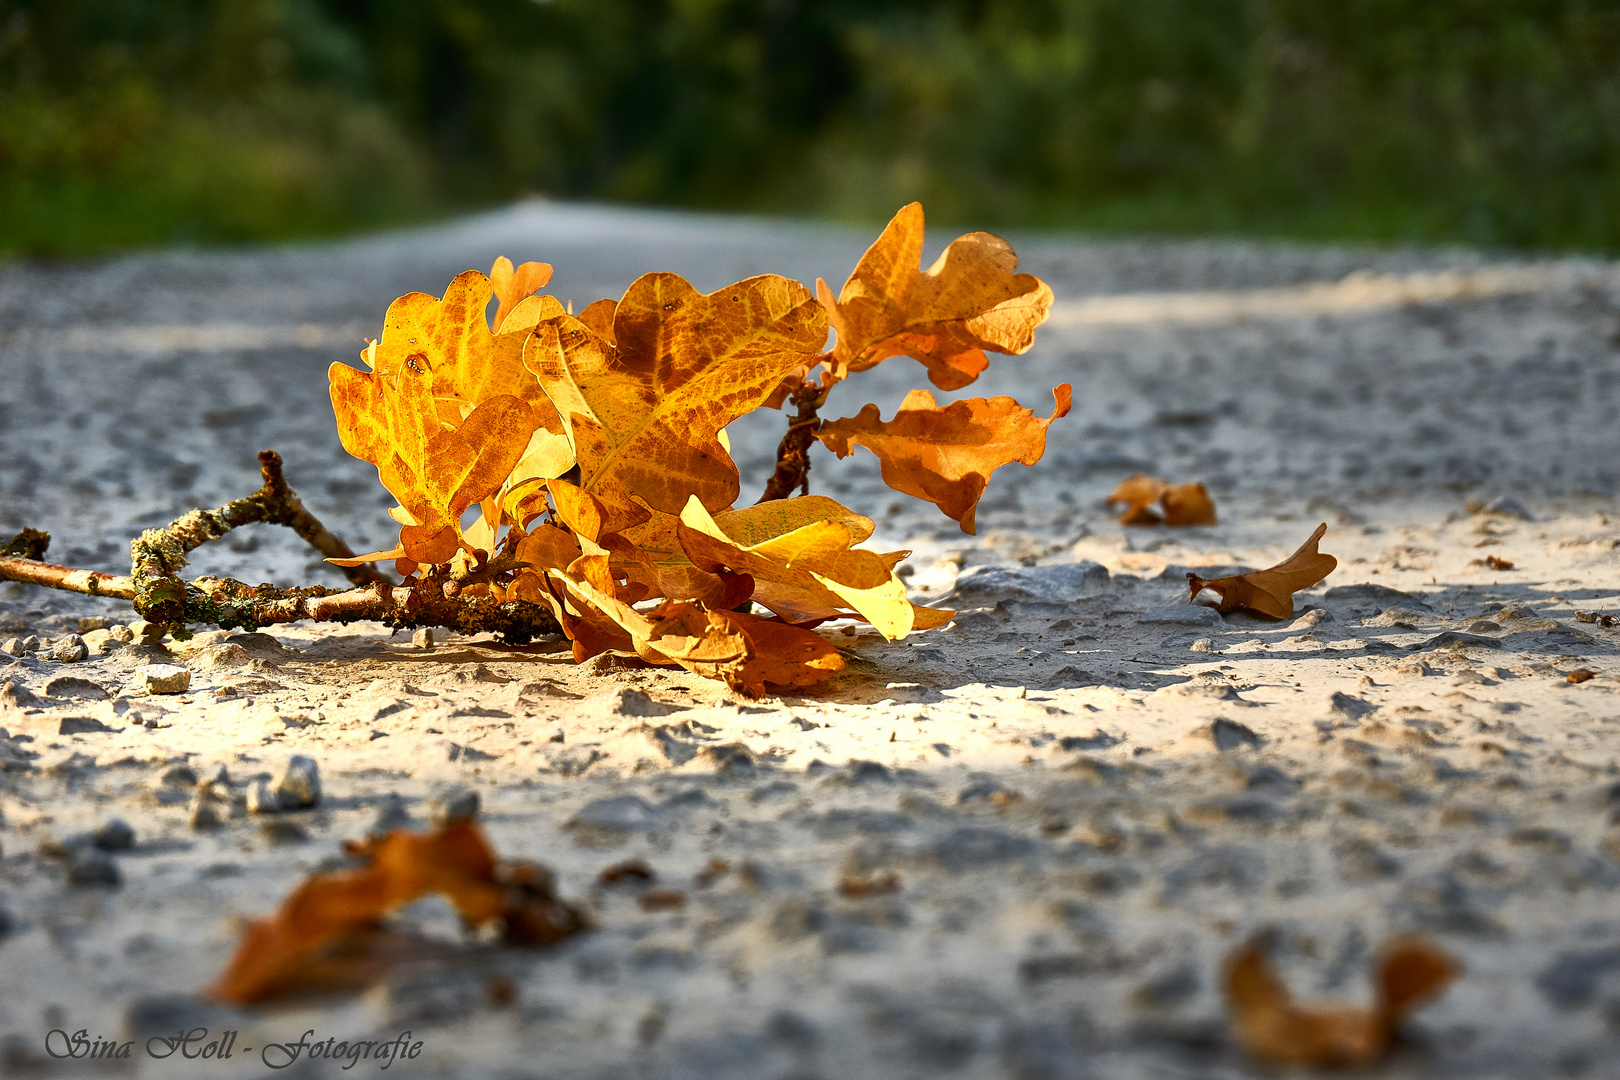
(819, 202), (1054, 390)
(489, 256), (554, 333)
(1187, 523), (1337, 620)
(1567, 668), (1597, 684)
(817, 386), (1071, 534)
(1485, 555), (1516, 571)
(1225, 937), (1456, 1067)
(550, 569), (843, 697)
(1106, 474), (1218, 526)
(524, 272), (827, 518)
(838, 872), (902, 897)
(677, 494), (924, 638)
(329, 355), (540, 562)
(207, 822), (586, 1005)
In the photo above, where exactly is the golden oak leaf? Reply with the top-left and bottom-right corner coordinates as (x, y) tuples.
(819, 202), (1053, 390)
(677, 495), (943, 639)
(522, 272), (827, 517)
(489, 256), (554, 333)
(551, 569), (842, 697)
(330, 344), (540, 563)
(576, 298), (617, 343)
(367, 269), (563, 434)
(1187, 523), (1337, 620)
(816, 385), (1072, 534)
(1107, 474), (1217, 526)
(1225, 938), (1455, 1067)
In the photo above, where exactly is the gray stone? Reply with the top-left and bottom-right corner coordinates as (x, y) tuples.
(1535, 947), (1620, 1009)
(1188, 637), (1218, 653)
(0, 679), (42, 709)
(569, 795), (661, 834)
(45, 676), (108, 700)
(136, 664), (190, 694)
(107, 624), (134, 643)
(66, 849), (121, 887)
(951, 561), (1108, 603)
(273, 755), (321, 809)
(77, 617), (108, 633)
(412, 627), (435, 650)
(247, 779), (280, 815)
(428, 784), (480, 825)
(20, 636), (40, 652)
(157, 764), (198, 788)
(1325, 583), (1435, 611)
(93, 817), (134, 851)
(58, 716), (114, 735)
(928, 826), (1039, 871)
(0, 638), (21, 656)
(128, 621), (166, 647)
(609, 688), (685, 717)
(1140, 604), (1224, 626)
(50, 635), (88, 662)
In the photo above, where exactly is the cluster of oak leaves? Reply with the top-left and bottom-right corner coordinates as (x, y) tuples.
(211, 205), (1454, 1061)
(325, 203), (1066, 699)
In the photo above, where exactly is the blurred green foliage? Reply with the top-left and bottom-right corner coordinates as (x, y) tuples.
(4, 0), (1620, 254)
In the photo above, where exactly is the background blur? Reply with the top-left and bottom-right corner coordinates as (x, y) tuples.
(4, 0), (1620, 256)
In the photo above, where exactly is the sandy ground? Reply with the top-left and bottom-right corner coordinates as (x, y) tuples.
(1, 203), (1619, 1078)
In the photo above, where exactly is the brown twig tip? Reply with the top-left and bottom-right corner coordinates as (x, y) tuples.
(760, 380), (830, 503)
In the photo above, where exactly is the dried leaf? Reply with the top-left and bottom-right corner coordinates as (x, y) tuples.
(524, 272), (827, 518)
(1225, 937), (1456, 1067)
(817, 385), (1071, 534)
(365, 269), (562, 433)
(1106, 474), (1217, 526)
(677, 494), (928, 638)
(207, 822), (585, 1005)
(489, 256), (554, 334)
(551, 569), (843, 697)
(1187, 523), (1337, 620)
(819, 202), (1054, 390)
(330, 351), (540, 562)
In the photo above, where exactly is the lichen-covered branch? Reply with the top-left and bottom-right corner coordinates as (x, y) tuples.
(759, 380), (832, 502)
(0, 452), (561, 644)
(129, 450), (385, 629)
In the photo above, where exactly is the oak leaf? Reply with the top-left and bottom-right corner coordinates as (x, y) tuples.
(207, 822), (585, 1005)
(818, 202), (1054, 390)
(677, 494), (933, 638)
(1186, 523), (1336, 620)
(1106, 474), (1218, 526)
(1225, 937), (1455, 1067)
(329, 351), (540, 563)
(524, 272), (827, 519)
(550, 568), (843, 697)
(489, 256), (554, 333)
(817, 386), (1071, 534)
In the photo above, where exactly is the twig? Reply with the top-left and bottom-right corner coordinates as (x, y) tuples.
(0, 451), (561, 644)
(759, 379), (832, 502)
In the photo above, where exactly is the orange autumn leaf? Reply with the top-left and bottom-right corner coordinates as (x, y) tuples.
(207, 822), (585, 1005)
(677, 494), (932, 638)
(364, 267), (562, 434)
(524, 273), (827, 518)
(1225, 938), (1456, 1067)
(1107, 474), (1218, 526)
(329, 351), (540, 562)
(817, 385), (1071, 534)
(489, 256), (554, 333)
(818, 202), (1054, 391)
(551, 569), (843, 697)
(1187, 523), (1336, 620)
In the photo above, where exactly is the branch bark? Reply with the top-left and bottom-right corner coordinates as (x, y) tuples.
(0, 451), (561, 644)
(758, 380), (832, 503)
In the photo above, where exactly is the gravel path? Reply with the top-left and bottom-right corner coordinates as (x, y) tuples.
(1, 203), (1619, 1078)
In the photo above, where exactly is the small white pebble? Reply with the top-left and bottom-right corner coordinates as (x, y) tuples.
(136, 664), (191, 694)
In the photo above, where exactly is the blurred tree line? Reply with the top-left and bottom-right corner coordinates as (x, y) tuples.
(3, 0), (1619, 254)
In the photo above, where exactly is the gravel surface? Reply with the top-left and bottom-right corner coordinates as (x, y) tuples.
(1, 202), (1619, 1078)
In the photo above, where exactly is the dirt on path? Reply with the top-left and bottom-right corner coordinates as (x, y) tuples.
(1, 203), (1618, 1078)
